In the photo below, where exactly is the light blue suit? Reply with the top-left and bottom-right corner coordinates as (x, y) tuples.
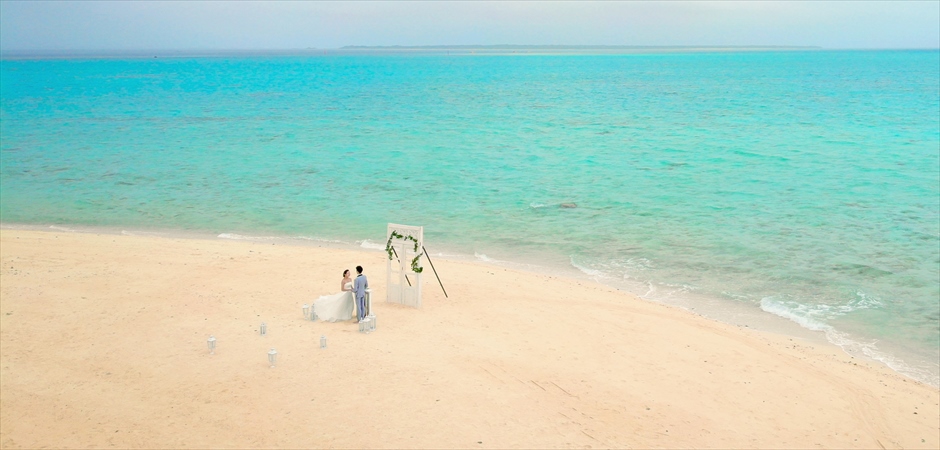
(354, 274), (369, 320)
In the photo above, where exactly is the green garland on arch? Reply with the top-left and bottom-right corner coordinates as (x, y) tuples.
(385, 231), (424, 273)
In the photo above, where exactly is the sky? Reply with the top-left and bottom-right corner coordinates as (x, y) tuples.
(1, 1), (938, 52)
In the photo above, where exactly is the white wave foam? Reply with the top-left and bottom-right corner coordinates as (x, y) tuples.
(569, 256), (607, 280)
(760, 291), (882, 324)
(761, 296), (938, 387)
(529, 202), (548, 209)
(639, 281), (696, 301)
(359, 239), (386, 250)
(623, 257), (653, 272)
(760, 297), (831, 332)
(474, 252), (499, 263)
(847, 290), (883, 312)
(661, 282), (696, 291)
(218, 233), (342, 244)
(294, 235), (344, 244)
(567, 256), (655, 284)
(218, 233), (260, 240)
(721, 291), (750, 301)
(120, 230), (167, 237)
(49, 225), (75, 232)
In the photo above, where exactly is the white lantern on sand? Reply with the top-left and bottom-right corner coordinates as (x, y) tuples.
(320, 335), (327, 349)
(207, 335), (216, 354)
(302, 304), (310, 319)
(268, 348), (277, 368)
(359, 316), (373, 334)
(260, 322), (267, 336)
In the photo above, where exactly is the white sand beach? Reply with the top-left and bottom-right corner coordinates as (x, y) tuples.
(1, 229), (937, 448)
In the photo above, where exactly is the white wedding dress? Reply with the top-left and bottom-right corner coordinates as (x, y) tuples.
(313, 282), (354, 322)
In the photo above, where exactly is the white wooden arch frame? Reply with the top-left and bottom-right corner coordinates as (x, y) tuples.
(385, 223), (424, 308)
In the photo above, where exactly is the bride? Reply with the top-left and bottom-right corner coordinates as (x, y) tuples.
(313, 269), (354, 322)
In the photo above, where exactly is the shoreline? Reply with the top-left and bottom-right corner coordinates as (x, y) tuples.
(1, 227), (938, 448)
(3, 221), (937, 389)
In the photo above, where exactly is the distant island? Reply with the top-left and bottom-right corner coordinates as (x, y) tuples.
(1, 45), (823, 60)
(336, 44), (822, 55)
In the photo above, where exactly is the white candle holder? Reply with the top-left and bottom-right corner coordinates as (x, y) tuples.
(302, 304), (310, 319)
(207, 335), (216, 355)
(367, 314), (376, 332)
(320, 335), (327, 349)
(267, 348), (277, 368)
(310, 306), (318, 321)
(260, 322), (267, 336)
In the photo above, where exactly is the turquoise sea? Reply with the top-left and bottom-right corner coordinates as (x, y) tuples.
(2, 50), (938, 385)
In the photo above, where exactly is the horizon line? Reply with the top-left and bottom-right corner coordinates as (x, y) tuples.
(3, 45), (939, 59)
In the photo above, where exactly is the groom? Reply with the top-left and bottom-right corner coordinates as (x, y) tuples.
(353, 265), (369, 322)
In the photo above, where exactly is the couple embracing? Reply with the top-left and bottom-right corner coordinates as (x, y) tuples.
(314, 265), (369, 322)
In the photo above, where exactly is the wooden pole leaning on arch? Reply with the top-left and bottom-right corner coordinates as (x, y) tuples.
(422, 246), (448, 298)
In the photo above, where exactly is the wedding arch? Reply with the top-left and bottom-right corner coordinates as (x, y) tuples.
(385, 223), (424, 308)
